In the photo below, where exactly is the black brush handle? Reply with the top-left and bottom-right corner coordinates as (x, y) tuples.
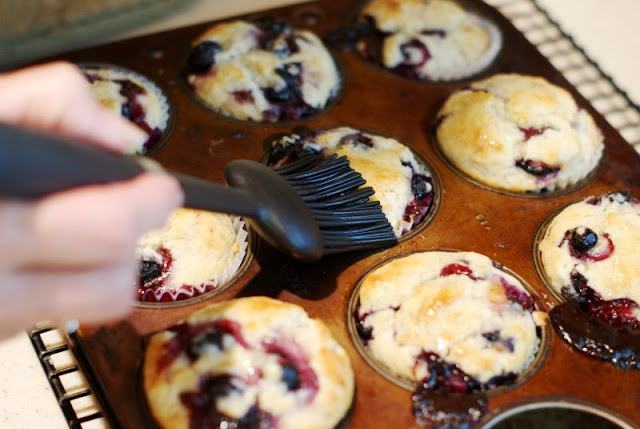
(0, 123), (261, 218)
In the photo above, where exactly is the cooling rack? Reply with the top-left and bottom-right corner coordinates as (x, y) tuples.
(27, 0), (640, 428)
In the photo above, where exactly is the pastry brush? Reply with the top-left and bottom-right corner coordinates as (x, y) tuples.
(0, 123), (397, 261)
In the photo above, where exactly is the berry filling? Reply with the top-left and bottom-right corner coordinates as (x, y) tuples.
(519, 126), (548, 141)
(263, 338), (319, 400)
(261, 62), (314, 121)
(338, 132), (374, 148)
(138, 247), (173, 299)
(585, 191), (637, 206)
(157, 318), (248, 373)
(515, 159), (560, 178)
(393, 39), (431, 78)
(85, 73), (163, 151)
(412, 352), (488, 428)
(253, 16), (294, 50)
(482, 331), (515, 353)
(563, 271), (639, 331)
(180, 375), (275, 429)
(440, 263), (477, 280)
(550, 299), (640, 370)
(500, 277), (536, 312)
(561, 227), (614, 261)
(187, 40), (223, 74)
(233, 90), (255, 104)
(353, 301), (374, 344)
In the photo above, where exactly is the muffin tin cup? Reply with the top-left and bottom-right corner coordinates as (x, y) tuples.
(49, 0), (640, 427)
(480, 398), (639, 429)
(346, 248), (550, 396)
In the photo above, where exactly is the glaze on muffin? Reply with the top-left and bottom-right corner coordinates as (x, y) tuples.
(435, 73), (604, 193)
(144, 297), (355, 429)
(356, 0), (501, 81)
(186, 17), (340, 122)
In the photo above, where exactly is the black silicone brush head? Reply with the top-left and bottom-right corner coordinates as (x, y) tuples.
(273, 153), (398, 255)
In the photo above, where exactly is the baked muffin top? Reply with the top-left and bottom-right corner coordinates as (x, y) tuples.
(354, 251), (546, 384)
(538, 191), (640, 329)
(84, 66), (168, 154)
(136, 209), (245, 302)
(186, 18), (340, 122)
(144, 296), (355, 429)
(435, 73), (604, 192)
(357, 0), (501, 81)
(268, 127), (434, 238)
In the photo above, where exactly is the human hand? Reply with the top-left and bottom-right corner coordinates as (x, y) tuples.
(0, 62), (183, 338)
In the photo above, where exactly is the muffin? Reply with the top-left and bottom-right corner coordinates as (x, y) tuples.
(136, 208), (247, 302)
(186, 17), (340, 122)
(353, 251), (546, 386)
(355, 0), (501, 81)
(83, 66), (169, 154)
(435, 73), (604, 193)
(267, 127), (435, 237)
(537, 191), (640, 331)
(143, 297), (355, 429)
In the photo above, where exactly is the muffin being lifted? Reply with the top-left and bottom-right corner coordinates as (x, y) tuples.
(435, 73), (604, 193)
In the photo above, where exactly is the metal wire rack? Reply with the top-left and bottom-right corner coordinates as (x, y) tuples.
(27, 1), (640, 428)
(485, 0), (640, 152)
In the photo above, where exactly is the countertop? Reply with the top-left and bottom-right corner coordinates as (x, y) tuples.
(1, 1), (639, 428)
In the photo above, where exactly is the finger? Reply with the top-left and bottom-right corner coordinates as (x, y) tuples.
(0, 61), (146, 152)
(1, 173), (183, 269)
(0, 262), (137, 330)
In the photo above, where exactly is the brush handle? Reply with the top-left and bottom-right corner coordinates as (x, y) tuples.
(0, 123), (262, 218)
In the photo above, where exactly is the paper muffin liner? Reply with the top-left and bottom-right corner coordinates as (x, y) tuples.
(82, 64), (170, 154)
(142, 216), (249, 303)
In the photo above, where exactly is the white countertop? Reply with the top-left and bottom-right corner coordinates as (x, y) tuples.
(1, 1), (639, 428)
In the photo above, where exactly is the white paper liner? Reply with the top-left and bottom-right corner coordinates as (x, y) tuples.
(148, 216), (248, 302)
(82, 65), (170, 153)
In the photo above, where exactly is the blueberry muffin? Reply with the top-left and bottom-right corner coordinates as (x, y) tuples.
(354, 251), (546, 387)
(143, 297), (355, 429)
(186, 17), (340, 122)
(435, 73), (604, 193)
(268, 127), (435, 237)
(136, 209), (247, 302)
(356, 0), (501, 81)
(538, 191), (640, 331)
(83, 66), (169, 154)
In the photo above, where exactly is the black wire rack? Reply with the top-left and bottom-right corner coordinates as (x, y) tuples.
(27, 1), (640, 428)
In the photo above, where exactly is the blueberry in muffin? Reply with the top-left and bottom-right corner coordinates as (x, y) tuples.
(267, 126), (435, 238)
(435, 73), (604, 193)
(143, 297), (355, 429)
(186, 17), (340, 122)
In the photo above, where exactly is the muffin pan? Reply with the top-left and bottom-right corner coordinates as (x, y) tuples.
(44, 0), (640, 427)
